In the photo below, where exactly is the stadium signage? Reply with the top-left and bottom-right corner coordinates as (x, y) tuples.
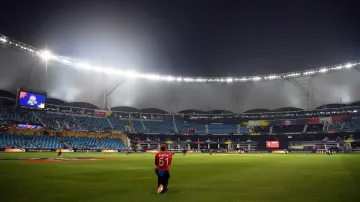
(76, 149), (99, 153)
(5, 148), (25, 152)
(26, 149), (54, 152)
(95, 110), (107, 117)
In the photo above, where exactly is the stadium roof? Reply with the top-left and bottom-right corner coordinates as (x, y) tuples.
(1, 34), (360, 113)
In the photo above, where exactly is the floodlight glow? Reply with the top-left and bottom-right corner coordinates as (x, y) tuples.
(226, 78), (233, 82)
(60, 59), (72, 65)
(147, 74), (161, 80)
(126, 70), (139, 78)
(2, 33), (360, 84)
(165, 76), (175, 82)
(39, 50), (53, 61)
(105, 68), (119, 75)
(303, 71), (315, 75)
(345, 63), (353, 68)
(286, 73), (300, 77)
(319, 68), (328, 73)
(92, 66), (104, 72)
(266, 75), (278, 80)
(75, 62), (91, 69)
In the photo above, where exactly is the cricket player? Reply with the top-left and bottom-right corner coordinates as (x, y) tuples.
(155, 144), (172, 194)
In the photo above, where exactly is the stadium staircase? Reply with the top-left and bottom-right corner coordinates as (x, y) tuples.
(95, 138), (104, 149)
(55, 121), (61, 129)
(340, 122), (345, 130)
(59, 136), (73, 149)
(140, 120), (146, 131)
(71, 115), (85, 130)
(33, 111), (46, 127)
(106, 118), (114, 129)
(19, 135), (38, 148)
(269, 126), (273, 133)
(172, 116), (178, 133)
(303, 125), (307, 132)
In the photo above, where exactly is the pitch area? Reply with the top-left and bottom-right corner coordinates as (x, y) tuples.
(0, 153), (359, 202)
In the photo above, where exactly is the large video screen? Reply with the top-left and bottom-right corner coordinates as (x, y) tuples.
(18, 90), (46, 110)
(266, 141), (280, 149)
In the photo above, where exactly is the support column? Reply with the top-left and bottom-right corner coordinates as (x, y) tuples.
(218, 144), (220, 149)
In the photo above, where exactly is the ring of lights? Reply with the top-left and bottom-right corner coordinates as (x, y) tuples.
(1, 34), (359, 83)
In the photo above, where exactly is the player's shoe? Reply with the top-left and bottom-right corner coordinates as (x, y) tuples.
(157, 184), (163, 194)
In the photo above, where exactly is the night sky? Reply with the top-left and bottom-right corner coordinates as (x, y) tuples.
(1, 0), (360, 77)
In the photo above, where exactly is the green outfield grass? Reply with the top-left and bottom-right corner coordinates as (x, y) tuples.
(0, 153), (359, 202)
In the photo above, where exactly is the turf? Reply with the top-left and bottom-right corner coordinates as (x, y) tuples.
(0, 153), (359, 202)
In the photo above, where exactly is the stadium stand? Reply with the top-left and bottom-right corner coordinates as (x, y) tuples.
(143, 120), (175, 134)
(176, 120), (206, 134)
(74, 116), (111, 132)
(25, 135), (61, 149)
(0, 106), (37, 124)
(109, 117), (129, 131)
(0, 133), (28, 148)
(208, 124), (236, 134)
(306, 124), (323, 133)
(327, 121), (343, 131)
(131, 120), (144, 132)
(272, 125), (304, 133)
(343, 118), (360, 131)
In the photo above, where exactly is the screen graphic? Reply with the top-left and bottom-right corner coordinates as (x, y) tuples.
(18, 124), (42, 129)
(18, 91), (46, 109)
(266, 141), (280, 148)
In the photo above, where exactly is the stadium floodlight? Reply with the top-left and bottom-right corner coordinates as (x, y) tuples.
(184, 77), (194, 82)
(0, 37), (7, 43)
(165, 76), (175, 82)
(333, 65), (343, 70)
(319, 68), (328, 73)
(39, 50), (53, 61)
(1, 33), (360, 84)
(147, 74), (161, 81)
(252, 76), (262, 81)
(303, 71), (316, 75)
(345, 63), (353, 68)
(285, 73), (300, 77)
(266, 75), (278, 80)
(226, 78), (233, 83)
